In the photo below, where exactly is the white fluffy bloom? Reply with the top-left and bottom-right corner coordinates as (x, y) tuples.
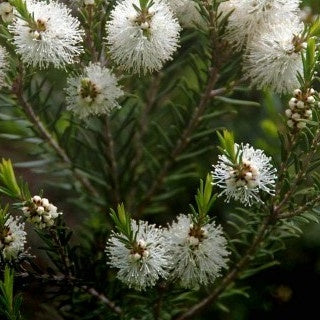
(9, 0), (83, 68)
(0, 216), (27, 261)
(168, 0), (204, 28)
(243, 19), (304, 94)
(0, 46), (8, 88)
(106, 220), (170, 291)
(165, 214), (229, 289)
(212, 143), (277, 206)
(221, 0), (300, 50)
(22, 195), (62, 229)
(0, 2), (14, 23)
(65, 63), (124, 119)
(106, 0), (181, 74)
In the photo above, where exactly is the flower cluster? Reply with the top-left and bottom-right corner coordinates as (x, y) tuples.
(65, 63), (124, 119)
(243, 19), (304, 94)
(22, 195), (62, 229)
(221, 0), (304, 94)
(221, 0), (300, 50)
(286, 88), (317, 129)
(0, 1), (14, 23)
(106, 215), (229, 291)
(106, 220), (171, 291)
(106, 0), (181, 74)
(0, 215), (26, 261)
(165, 214), (229, 289)
(212, 143), (277, 206)
(9, 0), (83, 68)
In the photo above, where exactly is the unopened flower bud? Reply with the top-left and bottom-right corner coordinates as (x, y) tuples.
(293, 89), (301, 97)
(297, 121), (306, 129)
(285, 109), (292, 118)
(287, 120), (294, 128)
(140, 22), (149, 29)
(189, 236), (199, 246)
(289, 98), (297, 109)
(297, 101), (305, 109)
(307, 96), (315, 104)
(292, 113), (301, 120)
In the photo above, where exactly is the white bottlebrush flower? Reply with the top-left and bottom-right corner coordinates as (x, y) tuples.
(221, 0), (300, 50)
(212, 143), (277, 206)
(0, 46), (8, 89)
(243, 18), (304, 94)
(9, 0), (83, 68)
(165, 214), (229, 289)
(22, 195), (62, 229)
(0, 216), (27, 261)
(168, 0), (204, 28)
(106, 220), (170, 291)
(0, 2), (14, 23)
(106, 0), (181, 74)
(65, 63), (124, 119)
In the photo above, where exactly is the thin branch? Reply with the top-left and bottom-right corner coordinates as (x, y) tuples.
(274, 129), (320, 214)
(135, 66), (220, 217)
(12, 72), (99, 198)
(104, 116), (120, 205)
(126, 73), (163, 209)
(17, 272), (123, 317)
(49, 228), (73, 279)
(81, 285), (123, 316)
(84, 4), (99, 62)
(277, 194), (320, 219)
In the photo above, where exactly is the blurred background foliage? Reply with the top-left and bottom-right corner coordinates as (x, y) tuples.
(1, 0), (320, 319)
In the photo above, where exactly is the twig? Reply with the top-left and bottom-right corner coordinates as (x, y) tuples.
(81, 285), (123, 316)
(127, 73), (163, 209)
(84, 4), (98, 62)
(277, 194), (320, 219)
(49, 228), (73, 279)
(17, 272), (123, 317)
(274, 129), (320, 214)
(12, 70), (99, 198)
(135, 66), (220, 217)
(104, 116), (120, 205)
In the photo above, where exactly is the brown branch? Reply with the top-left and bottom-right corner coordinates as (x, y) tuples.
(104, 116), (120, 205)
(277, 194), (320, 219)
(126, 73), (163, 209)
(17, 272), (122, 316)
(135, 66), (220, 217)
(84, 4), (98, 62)
(12, 72), (99, 198)
(81, 285), (123, 316)
(274, 129), (320, 214)
(49, 228), (73, 279)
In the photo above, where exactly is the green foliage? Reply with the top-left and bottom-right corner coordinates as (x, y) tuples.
(191, 174), (216, 225)
(217, 130), (236, 162)
(0, 159), (30, 201)
(110, 203), (134, 244)
(0, 267), (23, 320)
(9, 0), (33, 24)
(0, 159), (21, 199)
